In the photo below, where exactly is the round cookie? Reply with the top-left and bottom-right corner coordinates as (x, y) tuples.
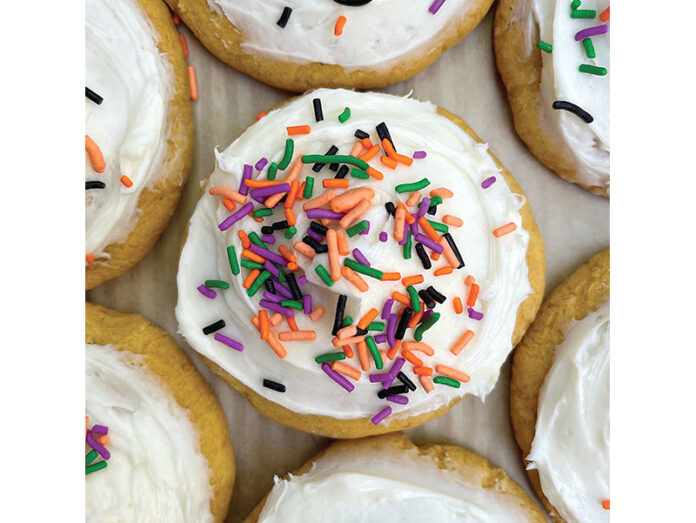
(494, 0), (609, 197)
(85, 302), (235, 522)
(165, 0), (494, 92)
(245, 433), (546, 522)
(176, 88), (545, 438)
(85, 0), (193, 289)
(509, 249), (609, 522)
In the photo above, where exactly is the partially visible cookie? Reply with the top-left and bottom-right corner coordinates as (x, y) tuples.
(510, 249), (609, 522)
(85, 302), (235, 522)
(245, 433), (546, 522)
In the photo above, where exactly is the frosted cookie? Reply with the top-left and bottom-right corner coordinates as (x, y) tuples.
(85, 0), (194, 289)
(510, 249), (609, 522)
(494, 0), (609, 197)
(245, 433), (546, 522)
(85, 302), (235, 522)
(165, 0), (494, 92)
(176, 88), (545, 438)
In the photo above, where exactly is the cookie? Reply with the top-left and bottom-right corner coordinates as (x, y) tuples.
(509, 249), (609, 522)
(85, 0), (194, 289)
(165, 0), (494, 92)
(176, 88), (545, 438)
(245, 432), (546, 522)
(85, 302), (235, 522)
(494, 0), (609, 197)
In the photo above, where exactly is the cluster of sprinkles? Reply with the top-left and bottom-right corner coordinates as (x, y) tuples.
(196, 95), (519, 426)
(537, 1), (609, 124)
(85, 417), (111, 475)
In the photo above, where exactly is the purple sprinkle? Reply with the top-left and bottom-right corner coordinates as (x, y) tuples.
(297, 275), (307, 286)
(575, 24), (608, 41)
(255, 158), (268, 171)
(369, 372), (391, 383)
(373, 334), (387, 344)
(262, 291), (283, 303)
(413, 150), (427, 159)
(386, 394), (409, 405)
(250, 183), (290, 200)
(359, 221), (371, 235)
(250, 244), (287, 266)
(306, 209), (345, 220)
(214, 333), (244, 351)
(86, 431), (110, 460)
(387, 314), (397, 348)
(261, 234), (276, 244)
(410, 221), (419, 235)
(481, 176), (497, 189)
(422, 310), (434, 321)
(303, 295), (312, 314)
(352, 248), (370, 267)
(414, 233), (443, 253)
(272, 279), (293, 299)
(91, 425), (108, 435)
(382, 357), (405, 389)
(379, 232), (388, 242)
(416, 197), (431, 218)
(197, 284), (217, 299)
(259, 299), (293, 317)
(381, 298), (394, 320)
(322, 363), (355, 392)
(468, 307), (484, 321)
(306, 228), (323, 243)
(239, 164), (252, 196)
(398, 222), (409, 245)
(263, 260), (281, 278)
(218, 202), (254, 231)
(370, 406), (392, 425)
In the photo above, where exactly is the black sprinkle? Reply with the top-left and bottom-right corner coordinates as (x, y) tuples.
(312, 98), (324, 122)
(272, 220), (290, 230)
(264, 279), (276, 293)
(277, 6), (292, 28)
(415, 243), (432, 270)
(329, 162), (339, 172)
(85, 86), (103, 105)
(302, 235), (324, 252)
(385, 202), (396, 217)
(397, 371), (417, 391)
(354, 129), (370, 140)
(356, 327), (368, 336)
(263, 379), (286, 392)
(286, 272), (302, 300)
(335, 165), (350, 179)
(426, 286), (446, 304)
(418, 289), (436, 309)
(377, 384), (409, 399)
(395, 308), (413, 340)
(309, 221), (328, 236)
(85, 181), (106, 190)
(552, 100), (593, 123)
(443, 233), (465, 269)
(376, 122), (396, 152)
(203, 319), (225, 335)
(332, 295), (347, 336)
(427, 204), (437, 215)
(261, 226), (275, 235)
(313, 145), (338, 172)
(334, 0), (373, 6)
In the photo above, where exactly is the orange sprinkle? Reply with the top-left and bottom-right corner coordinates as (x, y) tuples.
(252, 316), (287, 358)
(408, 306), (424, 328)
(323, 178), (349, 189)
(284, 180), (300, 208)
(381, 272), (401, 281)
(287, 262), (299, 271)
(414, 366), (433, 376)
(493, 222), (517, 237)
(303, 189), (337, 211)
(259, 310), (269, 340)
(402, 275), (424, 287)
(434, 266), (453, 276)
(381, 138), (398, 160)
(341, 266), (368, 292)
(245, 179), (281, 188)
(284, 207), (296, 226)
(599, 6), (610, 21)
(467, 283), (480, 307)
(402, 349), (423, 367)
(96, 434), (110, 446)
(343, 344), (355, 358)
(357, 340), (370, 371)
(338, 198), (370, 229)
(435, 364), (470, 383)
(222, 199), (236, 211)
(85, 253), (95, 263)
(359, 144), (380, 162)
(391, 291), (411, 306)
(331, 361), (361, 381)
(287, 125), (311, 135)
(250, 213), (264, 223)
(243, 269), (261, 289)
(464, 275), (475, 286)
(332, 335), (366, 347)
(405, 191), (422, 207)
(298, 181), (306, 199)
(366, 167), (383, 180)
(309, 306), (325, 321)
(238, 230), (251, 249)
(277, 245), (296, 263)
(357, 308), (379, 330)
(326, 229), (341, 282)
(380, 155), (398, 169)
(601, 499), (610, 510)
(402, 341), (434, 356)
(120, 175), (133, 188)
(256, 112), (266, 121)
(430, 187), (454, 199)
(188, 65), (198, 100)
(349, 142), (364, 157)
(269, 313), (283, 327)
(172, 13), (181, 25)
(278, 330), (316, 341)
(358, 138), (372, 151)
(420, 375), (434, 393)
(330, 188), (375, 212)
(337, 325), (358, 340)
(293, 241), (316, 260)
(336, 229), (350, 255)
(451, 330), (475, 355)
(286, 315), (299, 331)
(453, 297), (464, 314)
(386, 340), (401, 360)
(242, 249), (265, 263)
(380, 349), (390, 362)
(320, 218), (332, 227)
(394, 206), (406, 242)
(439, 237), (459, 268)
(210, 186), (247, 204)
(442, 214), (463, 227)
(264, 191), (287, 209)
(85, 135), (106, 173)
(430, 251), (441, 261)
(334, 15), (347, 36)
(418, 216), (440, 242)
(179, 32), (189, 56)
(397, 203), (416, 225)
(395, 153), (413, 166)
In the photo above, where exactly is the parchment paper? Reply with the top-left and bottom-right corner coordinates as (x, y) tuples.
(87, 9), (609, 521)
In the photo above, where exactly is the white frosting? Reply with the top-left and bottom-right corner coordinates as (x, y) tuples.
(85, 343), (214, 522)
(85, 0), (172, 258)
(206, 0), (478, 70)
(531, 0), (609, 192)
(258, 446), (537, 522)
(176, 88), (531, 422)
(527, 300), (610, 523)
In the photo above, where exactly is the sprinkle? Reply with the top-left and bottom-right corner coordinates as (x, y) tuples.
(396, 371), (416, 391)
(481, 176), (497, 189)
(536, 40), (552, 53)
(451, 329), (474, 355)
(413, 151), (427, 159)
(252, 208), (273, 219)
(381, 299), (394, 320)
(570, 0), (580, 8)
(278, 330), (316, 341)
(414, 366), (433, 376)
(468, 307), (484, 321)
(414, 312), (440, 341)
(575, 24), (608, 40)
(263, 379), (286, 392)
(315, 352), (346, 364)
(417, 216), (440, 242)
(415, 243), (432, 270)
(579, 64), (607, 76)
(85, 449), (98, 466)
(429, 188), (452, 199)
(571, 9), (596, 18)
(453, 297), (464, 315)
(375, 122), (396, 152)
(601, 500), (610, 510)
(85, 86), (103, 105)
(433, 376), (460, 388)
(386, 394), (409, 405)
(341, 266), (369, 292)
(252, 316), (287, 357)
(420, 376), (434, 393)
(202, 319), (225, 335)
(277, 6), (292, 28)
(395, 308), (413, 340)
(254, 157), (267, 172)
(350, 248), (370, 267)
(466, 283), (479, 307)
(434, 267), (454, 277)
(197, 285), (216, 299)
(179, 33), (189, 56)
(436, 364), (470, 383)
(359, 144), (381, 162)
(428, 0), (446, 15)
(247, 270), (272, 296)
(239, 164), (253, 196)
(85, 181), (106, 190)
(418, 289), (436, 310)
(334, 15), (347, 36)
(406, 286), (421, 312)
(370, 406), (392, 425)
(322, 362), (355, 392)
(85, 135), (106, 173)
(582, 38), (597, 59)
(357, 308), (380, 330)
(366, 336), (383, 369)
(256, 112), (267, 121)
(493, 222), (517, 237)
(552, 100), (594, 123)
(279, 299), (304, 310)
(428, 220), (449, 234)
(86, 461), (108, 475)
(312, 98), (323, 122)
(287, 125), (311, 135)
(443, 233), (465, 268)
(218, 202), (254, 231)
(346, 220), (369, 237)
(310, 306), (326, 321)
(278, 139), (295, 170)
(86, 254), (95, 263)
(395, 178), (430, 194)
(381, 155), (398, 169)
(214, 333), (243, 351)
(188, 65), (198, 100)
(403, 230), (412, 259)
(414, 233), (443, 254)
(286, 272), (302, 299)
(313, 264), (332, 286)
(323, 178), (349, 189)
(331, 361), (361, 381)
(599, 6), (610, 21)
(284, 226), (297, 239)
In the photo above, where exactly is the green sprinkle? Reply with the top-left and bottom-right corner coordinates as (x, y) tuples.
(315, 352), (347, 363)
(301, 154), (369, 171)
(346, 220), (368, 237)
(582, 38), (596, 58)
(267, 162), (278, 180)
(414, 312), (440, 341)
(278, 139), (294, 170)
(252, 208), (273, 218)
(284, 226), (297, 239)
(227, 245), (240, 275)
(315, 264), (334, 286)
(342, 315), (354, 327)
(395, 178), (430, 194)
(204, 279), (229, 289)
(403, 229), (412, 259)
(85, 450), (98, 466)
(433, 376), (461, 388)
(429, 195), (443, 207)
(338, 107), (351, 123)
(280, 299), (304, 310)
(276, 268), (286, 282)
(427, 220), (449, 233)
(571, 9), (596, 18)
(350, 168), (369, 179)
(241, 259), (264, 270)
(365, 335), (383, 370)
(570, 0), (581, 9)
(248, 232), (265, 248)
(579, 64), (607, 76)
(406, 286), (421, 312)
(86, 460), (108, 475)
(344, 258), (384, 280)
(304, 176), (315, 199)
(367, 321), (385, 331)
(247, 270), (271, 297)
(536, 40), (553, 53)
